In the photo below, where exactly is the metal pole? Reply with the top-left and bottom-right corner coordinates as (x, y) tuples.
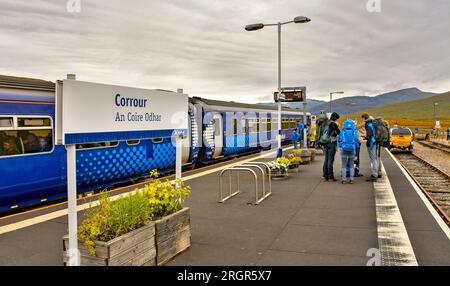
(66, 144), (80, 266)
(303, 101), (308, 149)
(277, 22), (282, 158)
(175, 135), (182, 181)
(434, 103), (436, 120)
(330, 92), (332, 113)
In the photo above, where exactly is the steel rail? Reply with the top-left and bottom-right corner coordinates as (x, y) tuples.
(394, 152), (450, 226)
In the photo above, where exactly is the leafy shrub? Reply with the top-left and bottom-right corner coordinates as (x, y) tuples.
(287, 153), (302, 164)
(78, 179), (191, 254)
(266, 157), (291, 172)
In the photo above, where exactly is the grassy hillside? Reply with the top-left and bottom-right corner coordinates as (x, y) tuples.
(343, 92), (450, 129)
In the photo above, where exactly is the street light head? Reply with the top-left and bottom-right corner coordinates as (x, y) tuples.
(294, 16), (311, 24)
(245, 23), (264, 31)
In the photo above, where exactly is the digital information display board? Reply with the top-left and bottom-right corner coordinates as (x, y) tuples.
(274, 87), (306, 103)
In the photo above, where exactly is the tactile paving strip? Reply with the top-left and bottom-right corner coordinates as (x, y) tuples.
(373, 162), (418, 266)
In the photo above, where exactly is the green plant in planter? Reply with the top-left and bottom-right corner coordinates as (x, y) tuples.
(287, 153), (302, 165)
(149, 169), (160, 179)
(267, 157), (291, 173)
(78, 179), (191, 255)
(142, 179), (191, 220)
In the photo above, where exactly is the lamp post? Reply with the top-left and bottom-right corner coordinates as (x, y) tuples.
(434, 102), (438, 120)
(329, 91), (344, 114)
(246, 16), (311, 158)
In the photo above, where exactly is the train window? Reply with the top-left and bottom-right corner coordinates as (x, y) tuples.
(151, 138), (164, 144)
(0, 117), (13, 128)
(76, 141), (119, 150)
(214, 119), (221, 136)
(0, 129), (53, 157)
(248, 119), (259, 133)
(290, 119), (296, 129)
(241, 118), (246, 134)
(0, 116), (54, 157)
(232, 119), (238, 136)
(391, 128), (412, 136)
(18, 117), (51, 128)
(126, 140), (140, 146)
(259, 119), (266, 132)
(282, 119), (290, 130)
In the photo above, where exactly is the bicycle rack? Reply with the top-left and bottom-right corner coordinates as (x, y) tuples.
(219, 161), (272, 205)
(240, 162), (272, 197)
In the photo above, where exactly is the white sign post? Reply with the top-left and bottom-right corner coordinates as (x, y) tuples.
(66, 143), (79, 266)
(56, 76), (188, 266)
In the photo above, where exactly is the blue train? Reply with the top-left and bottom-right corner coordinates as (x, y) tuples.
(0, 75), (309, 212)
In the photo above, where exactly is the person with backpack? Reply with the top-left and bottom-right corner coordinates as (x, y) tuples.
(361, 113), (378, 182)
(339, 120), (360, 184)
(374, 116), (390, 178)
(292, 128), (300, 150)
(319, 112), (341, 181)
(316, 114), (328, 150)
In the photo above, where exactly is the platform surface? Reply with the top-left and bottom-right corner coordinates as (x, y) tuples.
(0, 146), (448, 266)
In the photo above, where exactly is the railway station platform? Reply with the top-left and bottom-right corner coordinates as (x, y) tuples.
(0, 146), (449, 266)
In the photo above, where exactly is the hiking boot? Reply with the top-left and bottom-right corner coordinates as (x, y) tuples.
(341, 180), (347, 184)
(330, 178), (337, 182)
(349, 180), (354, 184)
(366, 176), (378, 182)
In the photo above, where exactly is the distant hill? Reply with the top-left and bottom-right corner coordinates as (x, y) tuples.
(258, 98), (325, 110)
(309, 88), (437, 115)
(346, 91), (450, 129)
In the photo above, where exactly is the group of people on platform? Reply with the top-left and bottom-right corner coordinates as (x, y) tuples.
(312, 112), (385, 184)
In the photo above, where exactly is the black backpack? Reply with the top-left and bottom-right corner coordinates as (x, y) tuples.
(374, 119), (390, 147)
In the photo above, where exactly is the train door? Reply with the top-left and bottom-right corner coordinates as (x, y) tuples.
(213, 114), (223, 158)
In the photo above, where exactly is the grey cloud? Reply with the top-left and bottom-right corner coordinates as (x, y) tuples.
(0, 0), (449, 103)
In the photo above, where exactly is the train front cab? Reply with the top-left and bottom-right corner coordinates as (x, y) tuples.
(389, 127), (414, 152)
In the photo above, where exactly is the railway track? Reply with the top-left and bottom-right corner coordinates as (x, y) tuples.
(417, 140), (450, 154)
(394, 152), (450, 226)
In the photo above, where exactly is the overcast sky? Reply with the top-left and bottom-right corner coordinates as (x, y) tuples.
(0, 0), (449, 103)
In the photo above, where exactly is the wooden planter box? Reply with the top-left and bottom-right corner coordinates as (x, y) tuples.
(288, 163), (299, 169)
(269, 170), (289, 180)
(155, 207), (191, 265)
(310, 149), (316, 162)
(299, 150), (311, 165)
(63, 222), (156, 266)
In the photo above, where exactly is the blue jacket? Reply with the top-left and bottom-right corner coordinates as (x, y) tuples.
(292, 131), (300, 143)
(338, 120), (360, 153)
(364, 117), (376, 148)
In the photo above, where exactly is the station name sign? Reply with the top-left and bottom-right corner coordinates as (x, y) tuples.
(56, 80), (188, 145)
(274, 87), (306, 103)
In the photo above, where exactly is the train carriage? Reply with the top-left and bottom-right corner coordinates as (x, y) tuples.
(0, 75), (308, 212)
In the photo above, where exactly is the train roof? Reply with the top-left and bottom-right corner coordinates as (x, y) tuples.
(191, 96), (306, 114)
(0, 75), (56, 102)
(0, 75), (55, 92)
(0, 75), (308, 114)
